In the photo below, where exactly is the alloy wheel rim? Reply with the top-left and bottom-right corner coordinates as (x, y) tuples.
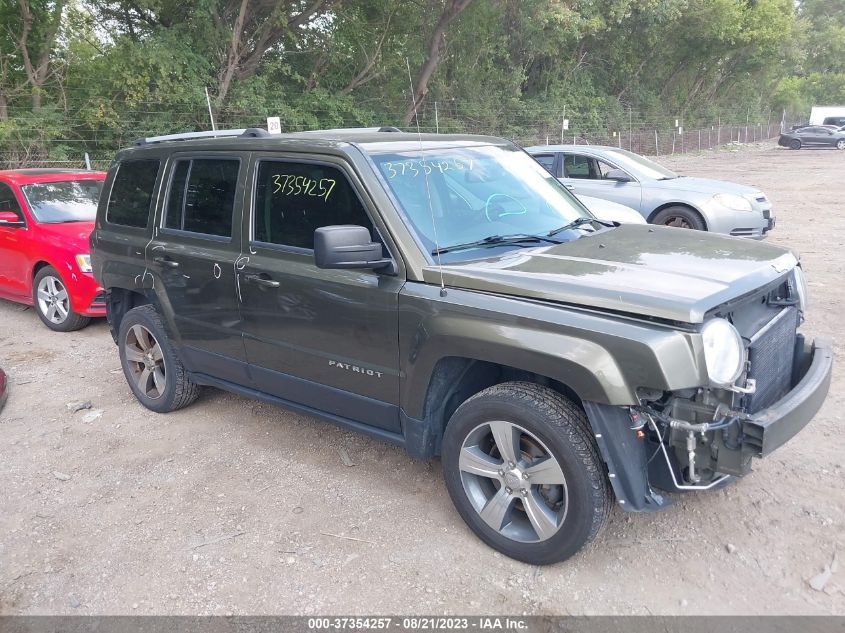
(124, 324), (166, 399)
(36, 275), (70, 324)
(837, 140), (845, 150)
(458, 421), (568, 543)
(664, 216), (692, 229)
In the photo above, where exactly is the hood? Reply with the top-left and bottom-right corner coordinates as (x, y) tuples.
(424, 225), (797, 323)
(36, 221), (94, 253)
(651, 176), (762, 197)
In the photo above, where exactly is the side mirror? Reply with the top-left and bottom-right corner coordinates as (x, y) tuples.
(314, 225), (394, 273)
(0, 211), (24, 227)
(605, 169), (632, 183)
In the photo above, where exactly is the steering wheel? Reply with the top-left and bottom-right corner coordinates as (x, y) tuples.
(484, 193), (528, 222)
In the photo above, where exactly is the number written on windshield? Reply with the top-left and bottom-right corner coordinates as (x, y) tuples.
(383, 159), (474, 178)
(272, 174), (336, 201)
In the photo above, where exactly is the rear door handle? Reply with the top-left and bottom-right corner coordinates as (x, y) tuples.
(243, 273), (280, 288)
(153, 256), (179, 268)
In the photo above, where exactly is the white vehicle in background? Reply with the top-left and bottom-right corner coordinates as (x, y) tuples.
(577, 195), (646, 225)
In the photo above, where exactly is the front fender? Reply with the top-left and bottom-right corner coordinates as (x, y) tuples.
(399, 283), (705, 420)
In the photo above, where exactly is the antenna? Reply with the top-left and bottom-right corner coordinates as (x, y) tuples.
(204, 87), (217, 131)
(406, 58), (446, 297)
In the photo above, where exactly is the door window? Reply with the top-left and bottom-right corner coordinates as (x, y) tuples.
(0, 183), (23, 220)
(164, 158), (240, 238)
(563, 154), (597, 179)
(106, 159), (160, 228)
(532, 154), (557, 176)
(253, 161), (374, 250)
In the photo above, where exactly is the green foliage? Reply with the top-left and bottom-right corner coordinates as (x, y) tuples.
(0, 0), (840, 164)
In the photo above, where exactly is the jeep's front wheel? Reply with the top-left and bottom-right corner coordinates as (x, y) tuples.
(118, 305), (199, 413)
(441, 382), (611, 565)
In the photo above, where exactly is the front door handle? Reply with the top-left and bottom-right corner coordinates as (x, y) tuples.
(563, 183), (575, 190)
(153, 256), (179, 268)
(243, 273), (280, 288)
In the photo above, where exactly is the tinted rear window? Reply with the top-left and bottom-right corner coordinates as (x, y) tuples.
(164, 158), (239, 238)
(106, 159), (160, 228)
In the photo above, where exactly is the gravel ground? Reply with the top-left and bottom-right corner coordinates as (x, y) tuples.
(0, 142), (843, 615)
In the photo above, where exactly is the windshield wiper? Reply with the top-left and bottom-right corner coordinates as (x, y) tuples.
(547, 217), (615, 236)
(432, 234), (564, 256)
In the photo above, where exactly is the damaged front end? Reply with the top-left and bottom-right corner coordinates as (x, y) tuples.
(585, 267), (833, 512)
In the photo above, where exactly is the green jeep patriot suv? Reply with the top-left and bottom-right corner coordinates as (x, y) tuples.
(90, 127), (833, 565)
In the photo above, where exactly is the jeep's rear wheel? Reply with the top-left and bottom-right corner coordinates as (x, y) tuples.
(118, 305), (199, 413)
(441, 382), (612, 565)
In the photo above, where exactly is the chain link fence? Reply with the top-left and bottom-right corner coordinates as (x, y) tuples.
(0, 103), (791, 170)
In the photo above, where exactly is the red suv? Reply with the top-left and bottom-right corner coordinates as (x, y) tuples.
(0, 169), (107, 331)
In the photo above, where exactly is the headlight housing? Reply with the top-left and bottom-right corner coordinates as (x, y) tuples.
(701, 318), (745, 386)
(713, 193), (753, 212)
(75, 254), (92, 273)
(790, 265), (808, 313)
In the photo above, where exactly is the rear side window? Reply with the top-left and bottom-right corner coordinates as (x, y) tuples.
(253, 160), (374, 250)
(563, 154), (594, 179)
(164, 158), (239, 238)
(106, 159), (160, 228)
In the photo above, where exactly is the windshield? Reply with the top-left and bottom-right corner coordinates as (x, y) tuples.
(369, 145), (592, 259)
(599, 148), (678, 180)
(21, 179), (102, 223)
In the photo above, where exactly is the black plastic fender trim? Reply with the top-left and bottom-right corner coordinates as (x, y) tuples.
(582, 401), (670, 513)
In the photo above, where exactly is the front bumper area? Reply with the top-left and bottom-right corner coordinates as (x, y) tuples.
(741, 337), (833, 457)
(583, 337), (832, 512)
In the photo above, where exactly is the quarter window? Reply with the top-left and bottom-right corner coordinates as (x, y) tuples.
(253, 161), (374, 250)
(106, 159), (160, 228)
(164, 158), (239, 237)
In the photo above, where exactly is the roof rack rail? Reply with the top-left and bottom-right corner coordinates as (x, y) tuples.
(133, 128), (271, 146)
(297, 126), (403, 134)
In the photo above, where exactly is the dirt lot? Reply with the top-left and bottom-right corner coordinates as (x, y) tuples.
(1, 142), (843, 616)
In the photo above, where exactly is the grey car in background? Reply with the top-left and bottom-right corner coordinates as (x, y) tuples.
(526, 145), (775, 238)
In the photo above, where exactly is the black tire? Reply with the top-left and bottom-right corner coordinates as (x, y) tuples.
(836, 140), (845, 151)
(651, 205), (706, 231)
(118, 304), (199, 413)
(789, 139), (801, 150)
(32, 265), (91, 332)
(441, 382), (612, 565)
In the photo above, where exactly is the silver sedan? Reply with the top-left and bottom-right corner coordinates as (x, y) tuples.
(526, 145), (775, 239)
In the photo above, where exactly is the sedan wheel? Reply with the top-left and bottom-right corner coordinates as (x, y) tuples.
(124, 324), (167, 399)
(790, 139), (801, 150)
(31, 265), (90, 332)
(837, 140), (845, 150)
(36, 275), (70, 325)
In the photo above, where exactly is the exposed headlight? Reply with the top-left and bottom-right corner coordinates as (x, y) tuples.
(75, 254), (92, 273)
(713, 193), (753, 212)
(790, 265), (808, 313)
(701, 318), (745, 386)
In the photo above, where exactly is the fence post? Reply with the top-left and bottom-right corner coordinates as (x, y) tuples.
(672, 132), (675, 154)
(655, 130), (659, 156)
(698, 129), (701, 151)
(717, 117), (721, 146)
